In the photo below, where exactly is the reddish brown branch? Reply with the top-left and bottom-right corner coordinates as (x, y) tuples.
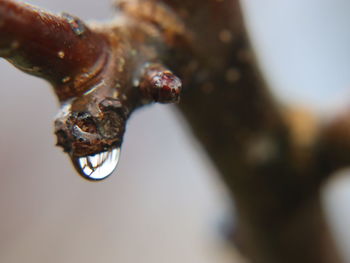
(0, 0), (108, 100)
(0, 0), (182, 179)
(0, 0), (348, 262)
(155, 0), (345, 262)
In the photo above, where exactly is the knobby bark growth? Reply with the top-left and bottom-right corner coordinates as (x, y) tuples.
(0, 0), (348, 262)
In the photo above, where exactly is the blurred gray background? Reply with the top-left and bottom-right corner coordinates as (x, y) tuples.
(1, 0), (350, 262)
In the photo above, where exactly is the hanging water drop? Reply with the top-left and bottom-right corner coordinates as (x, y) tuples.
(72, 148), (121, 181)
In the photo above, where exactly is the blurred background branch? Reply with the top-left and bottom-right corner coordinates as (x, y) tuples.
(1, 0), (350, 263)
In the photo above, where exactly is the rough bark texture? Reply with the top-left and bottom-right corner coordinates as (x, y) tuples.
(0, 0), (348, 262)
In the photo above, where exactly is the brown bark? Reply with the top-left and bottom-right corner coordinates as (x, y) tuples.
(167, 1), (343, 262)
(0, 0), (108, 100)
(0, 0), (348, 262)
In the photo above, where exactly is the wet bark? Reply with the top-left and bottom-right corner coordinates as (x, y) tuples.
(0, 0), (348, 262)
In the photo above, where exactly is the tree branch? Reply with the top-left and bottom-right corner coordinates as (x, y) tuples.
(0, 0), (182, 179)
(0, 0), (108, 100)
(0, 0), (348, 262)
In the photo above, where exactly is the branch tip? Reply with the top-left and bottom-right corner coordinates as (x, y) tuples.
(139, 63), (182, 103)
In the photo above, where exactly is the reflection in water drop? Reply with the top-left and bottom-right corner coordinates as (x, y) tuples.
(72, 148), (121, 181)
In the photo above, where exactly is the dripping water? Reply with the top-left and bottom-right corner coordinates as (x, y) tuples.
(72, 148), (121, 181)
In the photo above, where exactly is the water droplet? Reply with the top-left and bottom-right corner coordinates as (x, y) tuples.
(62, 13), (86, 36)
(72, 148), (121, 181)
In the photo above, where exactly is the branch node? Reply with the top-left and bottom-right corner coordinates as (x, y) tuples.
(139, 63), (182, 103)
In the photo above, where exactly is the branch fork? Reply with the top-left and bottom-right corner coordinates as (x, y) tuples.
(0, 0), (182, 162)
(1, 0), (349, 262)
